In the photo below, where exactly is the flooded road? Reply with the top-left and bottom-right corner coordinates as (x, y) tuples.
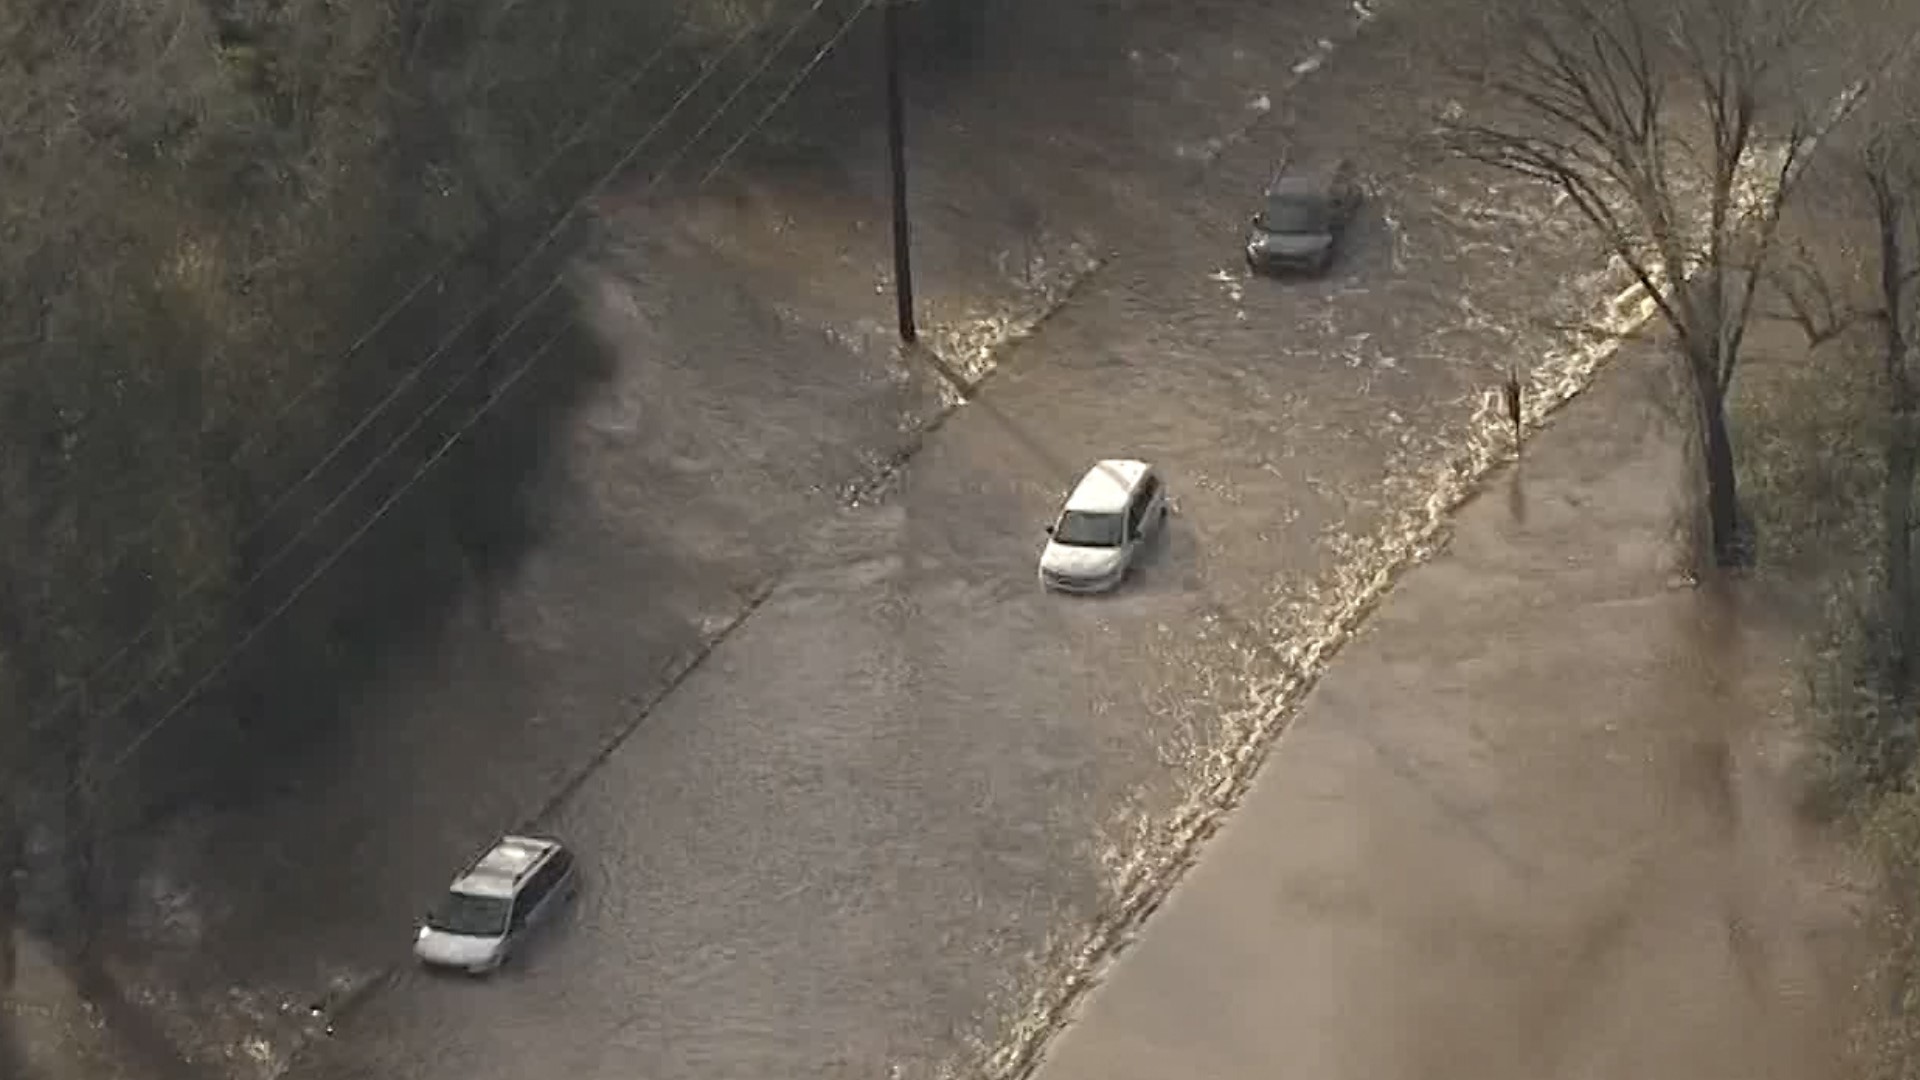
(94, 1), (1673, 1078)
(1025, 357), (1869, 1080)
(274, 4), (1633, 1079)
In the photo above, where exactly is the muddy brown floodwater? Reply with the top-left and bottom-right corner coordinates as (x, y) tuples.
(18, 0), (1872, 1078)
(1026, 354), (1873, 1080)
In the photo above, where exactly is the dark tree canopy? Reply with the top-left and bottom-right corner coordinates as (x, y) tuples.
(0, 0), (970, 1066)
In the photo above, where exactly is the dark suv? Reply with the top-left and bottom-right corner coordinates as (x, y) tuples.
(1244, 159), (1363, 276)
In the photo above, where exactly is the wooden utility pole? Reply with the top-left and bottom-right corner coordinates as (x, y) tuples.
(883, 0), (917, 343)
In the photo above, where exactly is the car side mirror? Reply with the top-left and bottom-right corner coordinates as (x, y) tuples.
(1043, 524), (1054, 535)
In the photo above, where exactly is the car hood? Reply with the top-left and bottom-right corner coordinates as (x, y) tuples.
(1040, 542), (1126, 578)
(415, 927), (505, 967)
(1248, 229), (1333, 255)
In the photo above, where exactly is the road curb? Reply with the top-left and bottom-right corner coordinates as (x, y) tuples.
(272, 574), (780, 1076)
(267, 247), (1112, 1080)
(265, 0), (1430, 1067)
(979, 50), (1902, 1080)
(983, 259), (1656, 1080)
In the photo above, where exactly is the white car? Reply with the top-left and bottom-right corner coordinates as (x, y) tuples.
(1038, 459), (1169, 593)
(414, 834), (577, 975)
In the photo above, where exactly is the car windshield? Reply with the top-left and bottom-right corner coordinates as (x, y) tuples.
(1257, 192), (1330, 234)
(426, 892), (511, 937)
(1053, 510), (1126, 548)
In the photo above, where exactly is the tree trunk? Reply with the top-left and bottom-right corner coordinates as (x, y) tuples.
(1871, 156), (1916, 704)
(0, 1015), (27, 1080)
(455, 181), (511, 619)
(1701, 387), (1744, 566)
(0, 792), (19, 991)
(0, 792), (26, 1080)
(59, 729), (100, 973)
(1886, 409), (1918, 701)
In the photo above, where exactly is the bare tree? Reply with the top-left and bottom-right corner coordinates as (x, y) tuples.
(1444, 0), (1845, 566)
(1774, 89), (1920, 707)
(1864, 124), (1920, 697)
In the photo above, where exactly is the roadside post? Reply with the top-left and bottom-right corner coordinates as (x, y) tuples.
(1504, 366), (1523, 456)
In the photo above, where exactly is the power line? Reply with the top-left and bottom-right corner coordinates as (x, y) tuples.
(699, 0), (878, 187)
(20, 3), (793, 731)
(621, 0), (848, 191)
(26, 3), (715, 638)
(44, 10), (704, 521)
(64, 0), (877, 790)
(75, 275), (568, 760)
(90, 316), (579, 786)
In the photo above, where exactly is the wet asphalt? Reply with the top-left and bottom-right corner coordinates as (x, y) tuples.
(104, 2), (1648, 1078)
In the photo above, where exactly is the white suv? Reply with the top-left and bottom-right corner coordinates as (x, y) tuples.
(1038, 459), (1169, 593)
(414, 834), (577, 975)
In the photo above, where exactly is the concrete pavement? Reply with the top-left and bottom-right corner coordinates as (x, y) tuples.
(1021, 356), (1869, 1080)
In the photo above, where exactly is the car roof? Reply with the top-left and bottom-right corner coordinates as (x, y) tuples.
(451, 835), (560, 899)
(1266, 159), (1350, 197)
(1064, 459), (1152, 514)
(1267, 176), (1327, 198)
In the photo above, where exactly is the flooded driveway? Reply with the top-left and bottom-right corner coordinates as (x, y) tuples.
(99, 2), (1664, 1078)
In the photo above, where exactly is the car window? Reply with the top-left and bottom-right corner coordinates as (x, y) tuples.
(516, 858), (559, 919)
(543, 851), (575, 898)
(1127, 481), (1155, 533)
(1053, 510), (1126, 547)
(1259, 193), (1331, 233)
(1143, 479), (1163, 525)
(428, 892), (511, 937)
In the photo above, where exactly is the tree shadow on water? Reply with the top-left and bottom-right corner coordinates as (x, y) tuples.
(54, 291), (619, 1073)
(160, 317), (612, 815)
